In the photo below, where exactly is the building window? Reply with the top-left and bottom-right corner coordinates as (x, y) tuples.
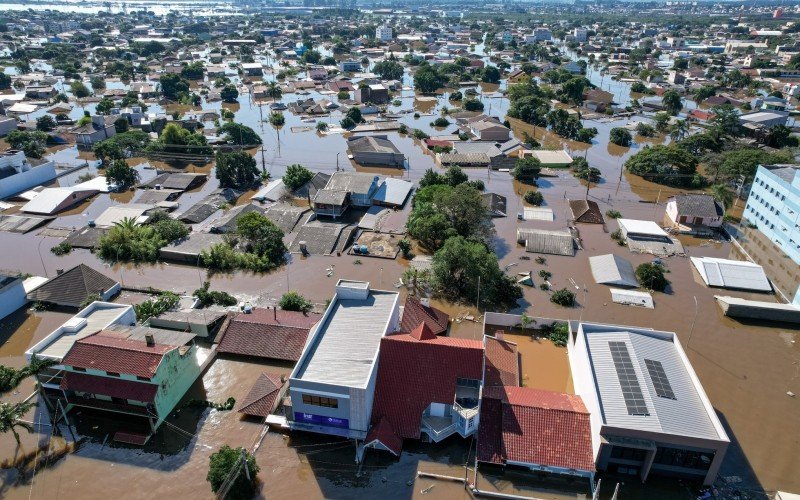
(653, 446), (714, 471)
(136, 376), (151, 382)
(72, 367), (86, 372)
(610, 446), (647, 462)
(302, 394), (339, 408)
(106, 372), (120, 377)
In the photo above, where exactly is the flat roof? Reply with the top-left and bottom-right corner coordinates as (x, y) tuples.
(617, 218), (669, 238)
(293, 284), (398, 388)
(690, 257), (772, 292)
(574, 322), (727, 442)
(27, 302), (132, 361)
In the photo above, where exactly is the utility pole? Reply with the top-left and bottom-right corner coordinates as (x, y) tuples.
(686, 295), (699, 352)
(260, 145), (267, 176)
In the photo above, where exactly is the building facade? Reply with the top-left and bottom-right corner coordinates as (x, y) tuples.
(0, 150), (57, 199)
(376, 25), (393, 42)
(288, 280), (400, 440)
(568, 322), (729, 486)
(743, 164), (800, 304)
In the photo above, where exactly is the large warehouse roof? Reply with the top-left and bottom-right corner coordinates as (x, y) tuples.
(690, 257), (772, 292)
(572, 322), (727, 441)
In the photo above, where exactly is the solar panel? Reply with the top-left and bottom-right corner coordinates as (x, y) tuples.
(608, 341), (649, 416)
(644, 359), (677, 400)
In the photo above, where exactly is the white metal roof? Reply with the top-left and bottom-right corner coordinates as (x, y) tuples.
(610, 288), (653, 308)
(617, 218), (669, 238)
(590, 254), (639, 287)
(26, 302), (132, 361)
(690, 257), (772, 292)
(575, 323), (727, 441)
(372, 178), (412, 206)
(293, 286), (398, 388)
(523, 207), (554, 221)
(93, 204), (152, 228)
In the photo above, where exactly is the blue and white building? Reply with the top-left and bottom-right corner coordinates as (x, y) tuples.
(743, 164), (800, 305)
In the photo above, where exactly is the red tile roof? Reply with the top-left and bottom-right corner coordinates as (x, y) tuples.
(399, 297), (449, 336)
(237, 373), (284, 418)
(365, 417), (403, 456)
(61, 371), (158, 403)
(218, 308), (322, 362)
(478, 386), (594, 473)
(484, 336), (519, 388)
(369, 329), (484, 444)
(62, 332), (174, 379)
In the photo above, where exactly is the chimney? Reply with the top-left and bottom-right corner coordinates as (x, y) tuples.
(56, 268), (64, 275)
(419, 297), (430, 308)
(145, 333), (155, 347)
(494, 329), (504, 341)
(273, 305), (278, 322)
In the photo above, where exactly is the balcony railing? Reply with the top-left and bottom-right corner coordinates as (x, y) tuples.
(421, 415), (457, 441)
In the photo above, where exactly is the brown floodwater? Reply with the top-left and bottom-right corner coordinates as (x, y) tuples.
(1, 49), (798, 500)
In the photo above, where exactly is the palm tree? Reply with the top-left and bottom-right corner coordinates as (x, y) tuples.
(669, 119), (690, 142)
(0, 401), (37, 445)
(266, 81), (282, 102)
(710, 184), (734, 211)
(113, 216), (139, 233)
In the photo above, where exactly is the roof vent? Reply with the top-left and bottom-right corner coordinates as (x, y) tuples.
(62, 317), (87, 333)
(145, 333), (155, 346)
(56, 268), (64, 275)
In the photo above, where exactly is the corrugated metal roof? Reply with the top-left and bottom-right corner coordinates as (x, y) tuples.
(580, 325), (723, 440)
(294, 289), (398, 388)
(690, 257), (772, 292)
(523, 207), (554, 221)
(590, 254), (639, 287)
(517, 228), (574, 256)
(610, 288), (654, 308)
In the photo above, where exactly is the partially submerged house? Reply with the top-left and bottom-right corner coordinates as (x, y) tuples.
(399, 296), (449, 336)
(71, 115), (117, 148)
(26, 264), (120, 308)
(569, 199), (605, 224)
(589, 254), (639, 288)
(365, 322), (484, 456)
(218, 307), (322, 362)
(347, 135), (405, 168)
(287, 280), (400, 440)
(517, 228), (575, 256)
(238, 373), (287, 419)
(690, 257), (772, 292)
(312, 172), (381, 218)
(0, 150), (56, 199)
(665, 194), (724, 232)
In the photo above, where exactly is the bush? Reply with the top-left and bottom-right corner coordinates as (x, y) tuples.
(635, 122), (656, 137)
(524, 190), (544, 206)
(207, 446), (259, 499)
(134, 292), (180, 322)
(609, 127), (632, 147)
(463, 99), (484, 112)
(538, 270), (551, 280)
(635, 262), (670, 292)
(412, 129), (429, 140)
(512, 157), (541, 184)
(540, 322), (569, 347)
(606, 209), (622, 219)
(50, 241), (72, 256)
(398, 239), (412, 258)
(194, 281), (237, 308)
(432, 117), (450, 127)
(550, 288), (576, 307)
(200, 243), (241, 271)
(279, 291), (313, 313)
(283, 164), (314, 191)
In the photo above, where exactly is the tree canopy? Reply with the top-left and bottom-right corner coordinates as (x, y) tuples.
(215, 151), (259, 189)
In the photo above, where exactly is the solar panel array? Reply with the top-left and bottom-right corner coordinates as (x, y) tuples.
(608, 341), (650, 416)
(644, 359), (677, 400)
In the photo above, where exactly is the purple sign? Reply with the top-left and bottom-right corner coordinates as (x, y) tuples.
(295, 412), (349, 429)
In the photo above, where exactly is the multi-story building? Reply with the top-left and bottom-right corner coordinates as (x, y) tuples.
(0, 149), (56, 199)
(568, 322), (729, 486)
(573, 27), (589, 43)
(287, 280), (400, 440)
(743, 164), (800, 305)
(375, 25), (393, 42)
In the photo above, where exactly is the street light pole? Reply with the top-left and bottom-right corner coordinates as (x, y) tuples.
(686, 296), (699, 351)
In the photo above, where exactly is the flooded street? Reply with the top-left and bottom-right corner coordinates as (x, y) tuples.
(1, 40), (799, 500)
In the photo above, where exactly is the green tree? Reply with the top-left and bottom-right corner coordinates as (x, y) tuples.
(36, 115), (56, 131)
(70, 80), (91, 98)
(550, 288), (576, 307)
(708, 104), (741, 138)
(279, 291), (313, 313)
(414, 63), (444, 93)
(220, 84), (239, 103)
(236, 211), (287, 265)
(181, 61), (205, 80)
(90, 75), (106, 91)
(105, 159), (139, 189)
(372, 60), (404, 80)
(625, 145), (699, 187)
(512, 156), (541, 184)
(693, 85), (716, 104)
(524, 190), (544, 206)
(0, 401), (37, 445)
(635, 123), (656, 137)
(653, 112), (671, 133)
(7, 130), (48, 159)
(481, 65), (501, 84)
(430, 236), (522, 310)
(219, 122), (262, 145)
(159, 73), (190, 100)
(266, 81), (282, 101)
(407, 184), (492, 251)
(283, 164), (314, 191)
(207, 446), (260, 499)
(215, 151), (258, 189)
(463, 99), (484, 112)
(661, 89), (683, 116)
(635, 263), (669, 292)
(0, 72), (11, 90)
(709, 184), (734, 210)
(669, 119), (691, 142)
(444, 165), (468, 186)
(609, 127), (632, 147)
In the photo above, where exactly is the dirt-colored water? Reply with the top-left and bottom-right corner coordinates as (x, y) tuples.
(1, 42), (798, 500)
